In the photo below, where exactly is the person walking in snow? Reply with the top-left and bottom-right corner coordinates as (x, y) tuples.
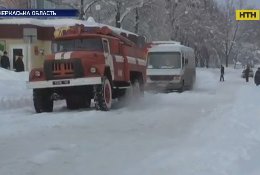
(254, 67), (260, 86)
(0, 51), (10, 69)
(245, 65), (250, 83)
(220, 65), (224, 82)
(14, 54), (25, 72)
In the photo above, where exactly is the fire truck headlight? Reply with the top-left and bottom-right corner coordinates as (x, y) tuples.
(90, 67), (97, 73)
(34, 70), (41, 77)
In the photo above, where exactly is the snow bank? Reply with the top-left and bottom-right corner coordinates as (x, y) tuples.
(0, 68), (31, 110)
(0, 67), (28, 81)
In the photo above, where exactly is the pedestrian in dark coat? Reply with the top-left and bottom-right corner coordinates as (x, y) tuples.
(14, 54), (25, 72)
(220, 65), (224, 82)
(254, 67), (260, 86)
(245, 65), (250, 82)
(0, 51), (10, 69)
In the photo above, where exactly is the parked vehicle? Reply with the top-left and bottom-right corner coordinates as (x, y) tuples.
(145, 41), (196, 92)
(27, 24), (147, 113)
(254, 68), (260, 86)
(241, 68), (254, 78)
(234, 61), (243, 69)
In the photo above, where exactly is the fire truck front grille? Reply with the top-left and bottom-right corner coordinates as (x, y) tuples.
(52, 62), (74, 76)
(44, 59), (84, 80)
(150, 75), (174, 81)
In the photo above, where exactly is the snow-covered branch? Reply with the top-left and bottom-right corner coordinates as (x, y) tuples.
(120, 0), (150, 23)
(83, 0), (101, 15)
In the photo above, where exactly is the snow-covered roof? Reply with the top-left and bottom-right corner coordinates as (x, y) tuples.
(0, 17), (137, 36)
(149, 44), (182, 52)
(148, 40), (194, 53)
(152, 41), (181, 45)
(0, 18), (80, 27)
(149, 44), (192, 53)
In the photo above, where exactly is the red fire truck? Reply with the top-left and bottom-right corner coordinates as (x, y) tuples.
(27, 24), (147, 112)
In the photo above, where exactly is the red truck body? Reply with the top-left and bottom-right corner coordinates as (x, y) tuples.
(27, 24), (147, 112)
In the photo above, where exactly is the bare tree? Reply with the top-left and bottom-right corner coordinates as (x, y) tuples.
(221, 0), (241, 67)
(2, 0), (259, 67)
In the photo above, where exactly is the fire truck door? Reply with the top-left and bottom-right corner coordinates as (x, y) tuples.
(102, 39), (114, 80)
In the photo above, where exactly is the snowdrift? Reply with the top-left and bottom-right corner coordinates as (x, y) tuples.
(0, 68), (31, 109)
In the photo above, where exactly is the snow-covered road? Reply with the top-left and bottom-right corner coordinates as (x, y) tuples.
(0, 68), (259, 175)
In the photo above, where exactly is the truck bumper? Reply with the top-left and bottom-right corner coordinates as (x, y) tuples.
(27, 77), (102, 89)
(145, 81), (182, 91)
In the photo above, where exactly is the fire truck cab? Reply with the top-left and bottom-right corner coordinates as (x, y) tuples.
(27, 24), (147, 112)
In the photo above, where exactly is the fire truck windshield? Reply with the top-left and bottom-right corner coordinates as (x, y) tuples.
(52, 38), (103, 53)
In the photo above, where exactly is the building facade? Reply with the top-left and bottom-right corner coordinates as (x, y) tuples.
(0, 18), (97, 71)
(0, 0), (30, 9)
(0, 23), (54, 71)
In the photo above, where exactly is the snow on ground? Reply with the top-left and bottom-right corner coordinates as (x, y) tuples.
(0, 68), (32, 110)
(0, 67), (260, 175)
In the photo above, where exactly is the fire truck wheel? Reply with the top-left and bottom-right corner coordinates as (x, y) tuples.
(94, 77), (112, 111)
(33, 89), (53, 113)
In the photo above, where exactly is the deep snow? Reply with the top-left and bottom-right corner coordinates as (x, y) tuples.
(0, 67), (259, 175)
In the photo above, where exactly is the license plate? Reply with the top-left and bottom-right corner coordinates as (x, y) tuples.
(52, 80), (70, 85)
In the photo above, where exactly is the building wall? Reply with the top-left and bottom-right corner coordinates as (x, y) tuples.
(0, 23), (55, 70)
(0, 24), (54, 40)
(0, 0), (29, 8)
(2, 38), (51, 71)
(31, 40), (52, 68)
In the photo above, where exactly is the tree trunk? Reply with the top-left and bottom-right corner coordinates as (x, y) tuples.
(225, 54), (229, 67)
(135, 8), (139, 33)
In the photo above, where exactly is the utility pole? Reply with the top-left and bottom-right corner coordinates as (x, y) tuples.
(79, 0), (84, 20)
